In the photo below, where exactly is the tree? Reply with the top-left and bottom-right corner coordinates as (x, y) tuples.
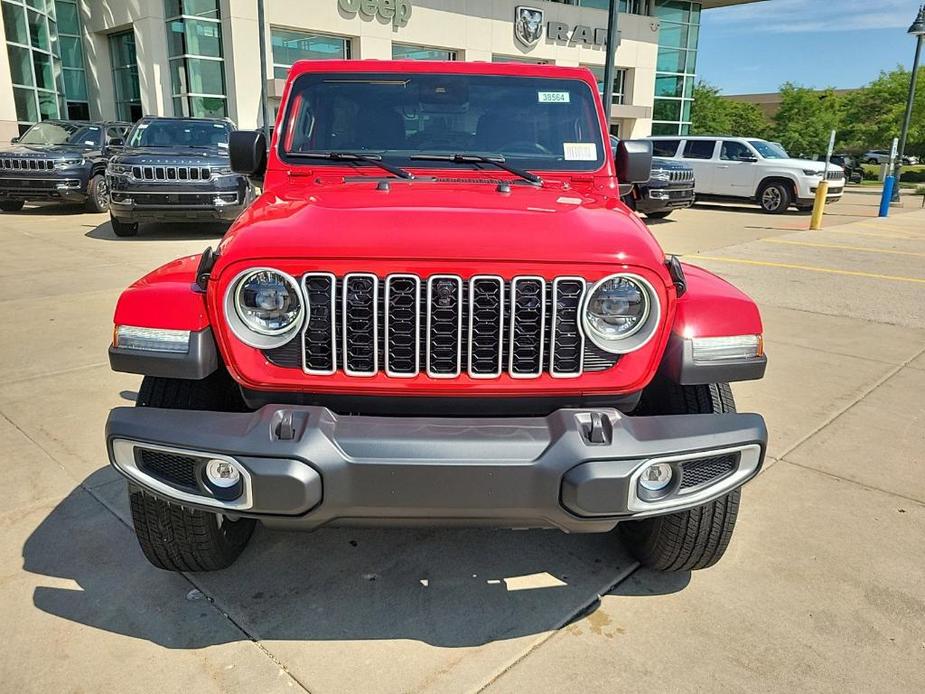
(690, 82), (770, 137)
(840, 66), (925, 156)
(772, 83), (843, 159)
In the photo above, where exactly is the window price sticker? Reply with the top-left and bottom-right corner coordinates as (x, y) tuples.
(538, 91), (570, 103)
(563, 142), (598, 161)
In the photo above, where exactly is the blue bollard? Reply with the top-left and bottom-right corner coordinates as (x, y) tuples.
(879, 176), (895, 217)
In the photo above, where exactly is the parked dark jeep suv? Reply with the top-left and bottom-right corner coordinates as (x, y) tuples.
(0, 120), (129, 212)
(107, 117), (253, 237)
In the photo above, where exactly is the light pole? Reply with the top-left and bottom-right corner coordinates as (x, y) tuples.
(891, 4), (925, 202)
(601, 0), (621, 134)
(257, 0), (270, 141)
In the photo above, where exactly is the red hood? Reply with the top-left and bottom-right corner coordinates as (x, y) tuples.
(214, 180), (666, 278)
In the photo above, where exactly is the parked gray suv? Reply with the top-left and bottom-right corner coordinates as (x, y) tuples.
(0, 120), (130, 213)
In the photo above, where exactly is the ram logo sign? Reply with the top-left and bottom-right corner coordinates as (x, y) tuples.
(514, 6), (545, 47)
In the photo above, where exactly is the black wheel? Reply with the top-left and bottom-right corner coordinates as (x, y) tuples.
(0, 200), (24, 212)
(619, 382), (742, 571)
(757, 180), (792, 214)
(129, 371), (255, 572)
(645, 210), (672, 219)
(110, 214), (138, 237)
(85, 173), (109, 213)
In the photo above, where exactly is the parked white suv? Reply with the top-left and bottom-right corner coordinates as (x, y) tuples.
(646, 136), (845, 214)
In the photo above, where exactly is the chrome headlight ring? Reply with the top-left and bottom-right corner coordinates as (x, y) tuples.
(223, 267), (306, 349)
(582, 273), (661, 355)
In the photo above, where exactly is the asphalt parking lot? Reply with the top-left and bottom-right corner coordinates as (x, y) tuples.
(1, 188), (923, 693)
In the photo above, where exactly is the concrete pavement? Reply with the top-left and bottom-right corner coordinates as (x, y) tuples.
(1, 190), (923, 693)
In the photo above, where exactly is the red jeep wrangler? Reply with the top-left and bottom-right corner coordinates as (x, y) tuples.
(106, 61), (767, 573)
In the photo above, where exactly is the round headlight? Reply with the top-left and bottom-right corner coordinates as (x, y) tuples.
(225, 268), (305, 348)
(582, 274), (659, 354)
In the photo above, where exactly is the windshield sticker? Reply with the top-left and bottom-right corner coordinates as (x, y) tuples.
(218, 142), (228, 148)
(563, 142), (597, 161)
(538, 91), (570, 104)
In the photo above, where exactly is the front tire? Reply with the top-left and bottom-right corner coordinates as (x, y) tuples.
(129, 372), (255, 572)
(758, 181), (792, 214)
(85, 173), (109, 213)
(0, 200), (24, 212)
(110, 214), (138, 237)
(620, 382), (742, 571)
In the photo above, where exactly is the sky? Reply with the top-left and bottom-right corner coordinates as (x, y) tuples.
(697, 0), (924, 95)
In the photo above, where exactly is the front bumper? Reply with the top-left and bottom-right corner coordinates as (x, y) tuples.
(637, 185), (695, 212)
(108, 177), (247, 222)
(0, 175), (88, 202)
(106, 404), (767, 533)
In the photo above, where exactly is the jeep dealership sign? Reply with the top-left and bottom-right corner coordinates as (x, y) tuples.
(339, 0), (412, 27)
(514, 5), (615, 49)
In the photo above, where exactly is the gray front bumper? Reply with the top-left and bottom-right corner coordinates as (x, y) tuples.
(106, 405), (767, 533)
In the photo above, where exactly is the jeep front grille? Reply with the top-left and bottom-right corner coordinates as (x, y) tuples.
(825, 170), (842, 181)
(0, 157), (54, 171)
(281, 273), (619, 379)
(130, 165), (213, 181)
(669, 169), (693, 183)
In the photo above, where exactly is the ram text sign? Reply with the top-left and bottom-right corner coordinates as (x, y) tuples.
(514, 5), (614, 49)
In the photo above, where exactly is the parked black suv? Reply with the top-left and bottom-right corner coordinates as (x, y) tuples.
(630, 157), (695, 219)
(106, 117), (253, 237)
(0, 120), (130, 212)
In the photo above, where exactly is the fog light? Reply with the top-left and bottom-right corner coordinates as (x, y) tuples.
(114, 325), (190, 353)
(691, 335), (763, 363)
(205, 459), (240, 488)
(639, 462), (673, 492)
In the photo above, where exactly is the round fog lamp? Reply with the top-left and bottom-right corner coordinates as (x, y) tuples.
(205, 459), (241, 488)
(639, 462), (673, 492)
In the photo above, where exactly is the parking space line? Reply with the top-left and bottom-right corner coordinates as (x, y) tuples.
(761, 238), (925, 257)
(689, 255), (925, 284)
(818, 227), (923, 241)
(855, 221), (925, 236)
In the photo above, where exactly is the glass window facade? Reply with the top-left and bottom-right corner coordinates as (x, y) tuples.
(270, 28), (349, 80)
(54, 0), (89, 119)
(549, 1), (645, 13)
(109, 30), (141, 121)
(652, 0), (700, 136)
(391, 43), (456, 61)
(165, 0), (227, 117)
(2, 0), (68, 133)
(584, 65), (627, 106)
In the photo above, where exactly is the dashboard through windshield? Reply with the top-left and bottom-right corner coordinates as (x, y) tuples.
(126, 119), (232, 148)
(279, 72), (606, 172)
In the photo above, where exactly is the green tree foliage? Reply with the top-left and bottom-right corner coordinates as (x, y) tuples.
(690, 82), (770, 137)
(772, 83), (842, 158)
(840, 67), (925, 156)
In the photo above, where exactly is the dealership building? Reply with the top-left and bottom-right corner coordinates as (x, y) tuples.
(0, 0), (758, 142)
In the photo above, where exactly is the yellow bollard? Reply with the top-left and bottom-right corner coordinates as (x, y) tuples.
(809, 180), (829, 230)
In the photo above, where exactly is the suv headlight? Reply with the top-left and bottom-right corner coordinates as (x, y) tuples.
(108, 163), (131, 175)
(55, 158), (85, 169)
(650, 169), (671, 182)
(582, 274), (660, 354)
(802, 169), (823, 177)
(224, 268), (305, 349)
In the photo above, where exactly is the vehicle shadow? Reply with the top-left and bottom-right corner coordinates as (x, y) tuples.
(692, 202), (806, 216)
(4, 203), (90, 216)
(22, 469), (690, 649)
(85, 219), (228, 241)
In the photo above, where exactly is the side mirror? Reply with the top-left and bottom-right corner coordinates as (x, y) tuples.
(108, 137), (124, 147)
(230, 130), (268, 178)
(615, 139), (653, 184)
(10, 136), (19, 144)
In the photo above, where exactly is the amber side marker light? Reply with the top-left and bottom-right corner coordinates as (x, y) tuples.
(691, 335), (764, 363)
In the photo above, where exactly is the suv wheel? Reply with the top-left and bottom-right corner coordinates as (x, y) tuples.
(619, 381), (742, 571)
(758, 181), (792, 214)
(129, 372), (255, 572)
(0, 200), (24, 212)
(110, 214), (138, 237)
(85, 173), (109, 213)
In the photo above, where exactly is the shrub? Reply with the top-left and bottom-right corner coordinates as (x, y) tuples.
(862, 168), (879, 181)
(900, 170), (925, 183)
(915, 184), (925, 195)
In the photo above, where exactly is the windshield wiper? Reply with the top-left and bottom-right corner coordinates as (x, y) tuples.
(409, 153), (542, 185)
(289, 151), (414, 180)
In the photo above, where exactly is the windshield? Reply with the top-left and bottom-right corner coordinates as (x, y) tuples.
(749, 140), (789, 159)
(126, 119), (231, 148)
(280, 72), (606, 172)
(19, 122), (102, 147)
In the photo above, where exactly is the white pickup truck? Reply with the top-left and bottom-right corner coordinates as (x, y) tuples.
(646, 136), (845, 214)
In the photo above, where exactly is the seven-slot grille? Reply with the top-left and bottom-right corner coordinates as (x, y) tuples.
(668, 169), (694, 183)
(0, 157), (55, 171)
(130, 165), (213, 181)
(294, 272), (615, 379)
(825, 170), (843, 181)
